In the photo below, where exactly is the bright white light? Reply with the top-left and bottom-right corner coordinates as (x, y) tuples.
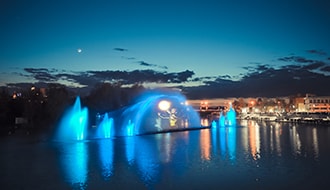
(77, 48), (82, 53)
(158, 100), (171, 111)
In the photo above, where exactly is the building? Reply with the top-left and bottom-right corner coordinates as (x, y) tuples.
(304, 95), (330, 113)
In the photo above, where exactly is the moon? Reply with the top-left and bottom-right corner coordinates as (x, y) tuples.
(77, 48), (82, 53)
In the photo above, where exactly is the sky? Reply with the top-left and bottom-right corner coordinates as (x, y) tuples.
(1, 0), (330, 98)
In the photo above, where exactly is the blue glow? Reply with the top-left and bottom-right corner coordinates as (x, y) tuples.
(218, 126), (236, 162)
(135, 137), (159, 185)
(220, 127), (227, 158)
(99, 139), (114, 180)
(56, 97), (88, 141)
(218, 105), (236, 127)
(211, 124), (218, 155)
(96, 113), (113, 139)
(227, 126), (237, 161)
(211, 120), (217, 128)
(121, 94), (164, 136)
(125, 136), (135, 165)
(118, 90), (200, 136)
(126, 119), (135, 137)
(226, 105), (236, 126)
(60, 142), (88, 186)
(219, 112), (226, 127)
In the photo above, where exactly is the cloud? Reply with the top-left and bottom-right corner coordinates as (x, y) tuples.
(137, 61), (168, 70)
(113, 48), (128, 52)
(278, 55), (329, 72)
(138, 61), (153, 67)
(24, 68), (58, 82)
(10, 52), (330, 99)
(121, 56), (136, 60)
(216, 75), (231, 79)
(302, 61), (326, 70)
(183, 56), (330, 99)
(321, 66), (330, 72)
(87, 69), (193, 84)
(278, 56), (314, 63)
(306, 49), (327, 56)
(17, 68), (195, 88)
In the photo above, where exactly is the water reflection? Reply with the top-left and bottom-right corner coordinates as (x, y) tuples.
(312, 128), (319, 159)
(60, 142), (88, 188)
(98, 139), (113, 180)
(55, 120), (325, 188)
(213, 126), (237, 161)
(134, 137), (160, 185)
(274, 123), (282, 156)
(227, 127), (236, 161)
(157, 133), (172, 163)
(240, 120), (321, 160)
(289, 125), (302, 156)
(125, 136), (135, 165)
(200, 129), (211, 160)
(248, 120), (260, 160)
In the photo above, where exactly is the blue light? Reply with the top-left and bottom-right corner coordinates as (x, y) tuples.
(217, 105), (236, 127)
(227, 105), (236, 126)
(219, 112), (226, 127)
(220, 127), (226, 158)
(126, 119), (135, 136)
(118, 90), (200, 136)
(56, 96), (88, 141)
(227, 126), (237, 161)
(96, 113), (114, 139)
(212, 120), (217, 128)
(60, 142), (88, 186)
(99, 139), (114, 180)
(125, 136), (135, 165)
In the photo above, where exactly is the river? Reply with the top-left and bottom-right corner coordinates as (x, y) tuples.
(1, 120), (329, 189)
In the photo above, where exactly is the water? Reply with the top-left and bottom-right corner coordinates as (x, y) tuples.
(219, 104), (236, 127)
(1, 120), (330, 189)
(55, 97), (89, 141)
(94, 90), (201, 138)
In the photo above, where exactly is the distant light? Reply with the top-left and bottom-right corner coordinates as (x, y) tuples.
(77, 48), (82, 53)
(158, 100), (171, 111)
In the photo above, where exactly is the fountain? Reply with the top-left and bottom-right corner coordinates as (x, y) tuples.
(56, 89), (202, 140)
(218, 104), (236, 127)
(95, 113), (114, 139)
(110, 89), (201, 136)
(226, 104), (236, 126)
(55, 97), (88, 141)
(219, 112), (226, 127)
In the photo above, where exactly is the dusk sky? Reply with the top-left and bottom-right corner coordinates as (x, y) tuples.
(1, 0), (330, 98)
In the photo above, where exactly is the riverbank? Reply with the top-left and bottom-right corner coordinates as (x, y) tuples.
(238, 112), (330, 125)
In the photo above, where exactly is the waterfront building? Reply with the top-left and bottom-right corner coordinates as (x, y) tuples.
(304, 95), (330, 113)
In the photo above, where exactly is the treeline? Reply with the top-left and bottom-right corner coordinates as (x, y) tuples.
(0, 83), (145, 135)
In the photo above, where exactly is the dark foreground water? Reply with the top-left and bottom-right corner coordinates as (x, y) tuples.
(1, 120), (330, 190)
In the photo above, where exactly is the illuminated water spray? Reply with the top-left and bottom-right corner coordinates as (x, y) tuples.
(56, 97), (88, 141)
(218, 104), (236, 127)
(96, 113), (114, 139)
(219, 112), (226, 127)
(57, 90), (202, 140)
(114, 90), (201, 136)
(226, 104), (236, 126)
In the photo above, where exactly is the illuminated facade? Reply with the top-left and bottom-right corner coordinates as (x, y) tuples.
(304, 95), (330, 113)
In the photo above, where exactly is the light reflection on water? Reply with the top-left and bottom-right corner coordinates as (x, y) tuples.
(52, 120), (330, 189)
(98, 139), (113, 180)
(59, 142), (88, 188)
(60, 121), (330, 189)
